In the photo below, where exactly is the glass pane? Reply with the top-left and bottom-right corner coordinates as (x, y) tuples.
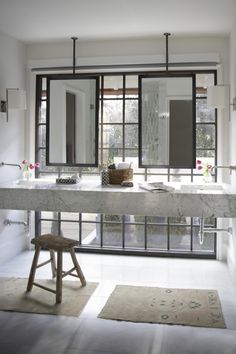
(196, 99), (215, 122)
(193, 156), (215, 175)
(125, 75), (138, 90)
(146, 216), (167, 224)
(169, 226), (191, 250)
(82, 213), (100, 222)
(192, 175), (207, 184)
(169, 168), (191, 174)
(61, 212), (79, 221)
(82, 223), (101, 246)
(147, 225), (168, 249)
(125, 224), (145, 248)
(103, 223), (122, 247)
(124, 215), (145, 223)
(103, 100), (123, 123)
(103, 214), (122, 222)
(104, 76), (123, 98)
(192, 229), (215, 252)
(38, 124), (46, 147)
(61, 222), (79, 240)
(169, 175), (191, 183)
(102, 148), (123, 167)
(147, 175), (168, 182)
(169, 217), (191, 225)
(196, 150), (215, 158)
(196, 73), (215, 88)
(103, 125), (123, 148)
(124, 149), (138, 168)
(42, 77), (47, 91)
(125, 100), (138, 122)
(192, 217), (215, 226)
(125, 125), (138, 148)
(41, 220), (59, 235)
(196, 124), (215, 149)
(147, 168), (168, 174)
(41, 211), (57, 219)
(39, 101), (46, 123)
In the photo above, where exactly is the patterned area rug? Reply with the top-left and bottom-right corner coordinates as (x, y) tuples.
(0, 277), (98, 317)
(98, 285), (226, 328)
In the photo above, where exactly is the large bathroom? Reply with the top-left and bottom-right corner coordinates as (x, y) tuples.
(0, 1), (236, 353)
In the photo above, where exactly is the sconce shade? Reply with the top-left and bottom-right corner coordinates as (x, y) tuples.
(7, 89), (26, 110)
(207, 85), (229, 109)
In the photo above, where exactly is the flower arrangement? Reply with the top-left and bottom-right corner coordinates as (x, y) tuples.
(196, 159), (213, 180)
(22, 160), (40, 179)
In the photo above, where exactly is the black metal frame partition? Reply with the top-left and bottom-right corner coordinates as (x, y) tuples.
(35, 69), (217, 259)
(46, 73), (99, 167)
(138, 71), (196, 168)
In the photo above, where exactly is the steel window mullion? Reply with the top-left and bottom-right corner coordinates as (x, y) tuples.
(167, 218), (170, 251)
(144, 216), (147, 249)
(100, 214), (104, 247)
(122, 215), (125, 248)
(190, 218), (193, 251)
(79, 213), (82, 245)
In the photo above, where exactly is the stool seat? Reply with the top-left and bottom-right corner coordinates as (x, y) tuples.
(31, 234), (79, 251)
(27, 233), (86, 303)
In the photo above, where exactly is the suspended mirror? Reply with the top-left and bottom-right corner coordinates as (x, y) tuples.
(46, 74), (99, 166)
(139, 73), (196, 168)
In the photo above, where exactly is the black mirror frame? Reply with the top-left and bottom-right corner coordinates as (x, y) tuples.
(46, 73), (99, 167)
(138, 71), (196, 169)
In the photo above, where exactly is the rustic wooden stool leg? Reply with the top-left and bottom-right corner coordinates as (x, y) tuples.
(56, 251), (63, 303)
(69, 248), (86, 286)
(50, 250), (56, 278)
(26, 245), (41, 292)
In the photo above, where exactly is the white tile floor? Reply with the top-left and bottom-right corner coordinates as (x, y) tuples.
(0, 251), (236, 354)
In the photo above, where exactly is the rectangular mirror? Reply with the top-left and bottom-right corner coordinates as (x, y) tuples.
(46, 74), (99, 166)
(139, 73), (196, 168)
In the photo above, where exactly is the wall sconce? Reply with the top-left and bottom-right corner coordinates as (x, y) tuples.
(0, 88), (27, 122)
(207, 85), (236, 111)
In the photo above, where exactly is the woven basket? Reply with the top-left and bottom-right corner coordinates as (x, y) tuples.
(108, 168), (133, 185)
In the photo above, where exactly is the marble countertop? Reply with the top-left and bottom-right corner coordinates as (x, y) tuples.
(0, 179), (235, 217)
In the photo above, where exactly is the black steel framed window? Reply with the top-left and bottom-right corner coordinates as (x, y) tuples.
(35, 70), (217, 258)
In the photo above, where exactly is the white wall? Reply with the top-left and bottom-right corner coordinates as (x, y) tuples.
(26, 35), (231, 259)
(225, 20), (236, 277)
(0, 30), (27, 265)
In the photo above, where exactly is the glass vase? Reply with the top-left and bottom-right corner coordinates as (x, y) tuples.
(203, 172), (212, 183)
(22, 169), (32, 181)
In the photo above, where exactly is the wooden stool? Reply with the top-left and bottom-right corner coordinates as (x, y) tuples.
(26, 234), (86, 303)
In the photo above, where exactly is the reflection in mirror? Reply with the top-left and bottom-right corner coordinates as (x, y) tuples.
(46, 75), (99, 166)
(139, 74), (195, 168)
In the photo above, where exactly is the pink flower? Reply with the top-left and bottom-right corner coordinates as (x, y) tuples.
(21, 160), (40, 171)
(196, 159), (202, 165)
(197, 165), (203, 170)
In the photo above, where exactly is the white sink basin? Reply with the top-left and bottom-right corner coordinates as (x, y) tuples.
(15, 179), (55, 186)
(180, 184), (223, 193)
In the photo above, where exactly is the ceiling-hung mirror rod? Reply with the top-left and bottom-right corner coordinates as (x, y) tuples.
(71, 37), (78, 75)
(164, 32), (171, 72)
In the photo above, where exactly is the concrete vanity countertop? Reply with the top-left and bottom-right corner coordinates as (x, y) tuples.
(0, 179), (235, 218)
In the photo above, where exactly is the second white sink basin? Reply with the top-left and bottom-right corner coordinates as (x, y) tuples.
(180, 184), (223, 193)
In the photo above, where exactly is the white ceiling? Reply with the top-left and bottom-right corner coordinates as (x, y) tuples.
(0, 0), (235, 43)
